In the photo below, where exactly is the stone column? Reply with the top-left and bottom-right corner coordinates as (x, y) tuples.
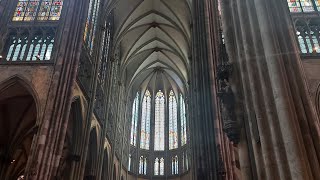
(220, 0), (320, 179)
(190, 1), (219, 179)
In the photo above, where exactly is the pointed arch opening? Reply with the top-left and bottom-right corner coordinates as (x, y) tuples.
(0, 79), (37, 179)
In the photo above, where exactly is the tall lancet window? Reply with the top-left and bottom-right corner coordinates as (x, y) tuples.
(139, 156), (147, 175)
(180, 94), (187, 145)
(128, 154), (132, 171)
(169, 90), (178, 149)
(160, 158), (164, 175)
(130, 93), (139, 146)
(154, 158), (159, 175)
(83, 0), (101, 53)
(154, 90), (165, 151)
(172, 156), (178, 175)
(140, 90), (151, 150)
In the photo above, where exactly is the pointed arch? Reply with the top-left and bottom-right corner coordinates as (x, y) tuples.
(169, 90), (178, 149)
(130, 92), (139, 146)
(84, 128), (99, 178)
(140, 89), (151, 150)
(0, 77), (38, 179)
(56, 98), (84, 179)
(154, 90), (165, 151)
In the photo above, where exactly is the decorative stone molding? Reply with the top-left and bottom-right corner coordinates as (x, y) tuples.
(217, 79), (240, 144)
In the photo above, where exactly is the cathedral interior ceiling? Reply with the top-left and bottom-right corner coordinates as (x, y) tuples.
(109, 0), (192, 97)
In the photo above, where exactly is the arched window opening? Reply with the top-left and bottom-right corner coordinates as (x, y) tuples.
(160, 158), (164, 175)
(169, 90), (178, 150)
(297, 31), (308, 53)
(98, 16), (113, 84)
(130, 93), (139, 146)
(3, 32), (55, 62)
(180, 94), (187, 146)
(129, 90), (189, 176)
(182, 152), (189, 172)
(139, 156), (147, 175)
(128, 154), (132, 171)
(0, 80), (37, 180)
(12, 0), (63, 21)
(140, 90), (151, 150)
(154, 90), (165, 151)
(154, 158), (159, 175)
(171, 156), (178, 175)
(84, 0), (101, 53)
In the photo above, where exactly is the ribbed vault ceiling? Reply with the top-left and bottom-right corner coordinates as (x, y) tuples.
(110, 0), (192, 97)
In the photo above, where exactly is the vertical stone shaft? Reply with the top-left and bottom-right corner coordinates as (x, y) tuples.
(221, 0), (320, 179)
(191, 1), (219, 180)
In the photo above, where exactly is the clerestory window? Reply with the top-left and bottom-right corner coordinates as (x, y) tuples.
(287, 0), (320, 12)
(12, 0), (63, 21)
(3, 31), (55, 62)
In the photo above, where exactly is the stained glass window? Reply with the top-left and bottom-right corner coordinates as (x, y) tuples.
(287, 0), (320, 12)
(301, 0), (315, 11)
(12, 0), (63, 21)
(130, 93), (139, 146)
(4, 33), (54, 61)
(83, 0), (100, 53)
(154, 90), (165, 151)
(315, 0), (320, 10)
(297, 31), (308, 53)
(98, 18), (112, 84)
(154, 158), (159, 175)
(169, 90), (178, 150)
(128, 154), (132, 171)
(172, 156), (178, 175)
(182, 152), (189, 172)
(144, 157), (147, 175)
(160, 158), (164, 175)
(140, 90), (151, 150)
(139, 156), (144, 174)
(180, 94), (187, 146)
(139, 156), (147, 175)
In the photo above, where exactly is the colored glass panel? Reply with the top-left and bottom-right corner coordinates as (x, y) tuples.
(140, 90), (151, 150)
(13, 0), (29, 21)
(154, 90), (165, 151)
(128, 154), (132, 171)
(315, 0), (320, 10)
(169, 90), (178, 150)
(24, 0), (40, 21)
(83, 0), (100, 53)
(139, 156), (143, 174)
(38, 0), (52, 20)
(130, 93), (139, 146)
(287, 0), (302, 12)
(12, 0), (63, 21)
(154, 158), (159, 175)
(49, 0), (63, 20)
(180, 94), (187, 145)
(301, 0), (315, 11)
(160, 158), (164, 175)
